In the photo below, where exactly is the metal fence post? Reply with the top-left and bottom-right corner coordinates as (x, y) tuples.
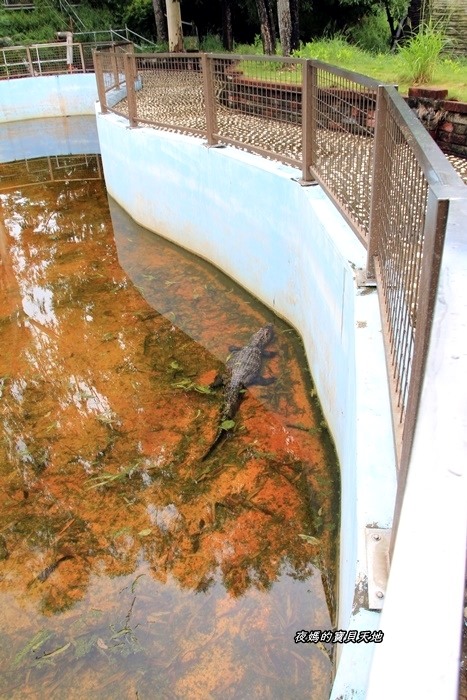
(111, 46), (120, 90)
(301, 60), (316, 182)
(124, 52), (138, 127)
(25, 46), (33, 77)
(201, 53), (218, 145)
(93, 51), (108, 114)
(78, 42), (85, 73)
(366, 85), (388, 279)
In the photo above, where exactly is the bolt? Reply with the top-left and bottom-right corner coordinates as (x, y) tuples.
(373, 534), (381, 541)
(376, 590), (384, 599)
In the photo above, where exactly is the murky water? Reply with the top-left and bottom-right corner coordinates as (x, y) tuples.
(0, 153), (339, 699)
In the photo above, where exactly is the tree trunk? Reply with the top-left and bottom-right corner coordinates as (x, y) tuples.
(277, 0), (292, 56)
(407, 0), (424, 33)
(153, 0), (168, 43)
(221, 0), (233, 52)
(394, 0), (424, 47)
(289, 0), (299, 52)
(255, 0), (276, 54)
(165, 0), (183, 52)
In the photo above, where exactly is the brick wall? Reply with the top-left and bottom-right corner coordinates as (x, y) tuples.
(437, 101), (467, 158)
(408, 87), (467, 159)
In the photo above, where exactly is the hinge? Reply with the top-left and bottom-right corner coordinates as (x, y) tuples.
(356, 269), (377, 288)
(365, 527), (391, 610)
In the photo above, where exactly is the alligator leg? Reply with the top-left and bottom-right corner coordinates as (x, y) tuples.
(261, 350), (277, 358)
(253, 376), (276, 386)
(210, 374), (225, 389)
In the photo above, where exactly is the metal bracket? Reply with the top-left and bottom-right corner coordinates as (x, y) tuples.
(365, 527), (391, 610)
(291, 177), (318, 187)
(356, 269), (377, 288)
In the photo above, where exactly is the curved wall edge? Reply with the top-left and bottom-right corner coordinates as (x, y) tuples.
(96, 108), (397, 698)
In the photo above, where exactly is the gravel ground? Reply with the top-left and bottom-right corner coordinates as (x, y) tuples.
(115, 69), (467, 197)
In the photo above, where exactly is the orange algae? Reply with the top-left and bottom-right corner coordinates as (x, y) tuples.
(0, 158), (339, 699)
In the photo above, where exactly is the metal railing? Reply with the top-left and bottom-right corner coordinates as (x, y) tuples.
(0, 40), (132, 79)
(92, 50), (467, 492)
(0, 154), (103, 191)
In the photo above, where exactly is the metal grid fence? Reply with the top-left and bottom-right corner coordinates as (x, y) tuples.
(209, 54), (303, 167)
(367, 86), (457, 472)
(132, 54), (206, 135)
(0, 40), (133, 80)
(0, 155), (103, 191)
(310, 62), (379, 243)
(0, 43), (86, 78)
(92, 50), (467, 482)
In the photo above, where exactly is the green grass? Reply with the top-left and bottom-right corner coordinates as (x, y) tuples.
(234, 36), (467, 102)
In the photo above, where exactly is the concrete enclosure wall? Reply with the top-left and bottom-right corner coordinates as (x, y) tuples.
(0, 74), (97, 123)
(96, 109), (397, 698)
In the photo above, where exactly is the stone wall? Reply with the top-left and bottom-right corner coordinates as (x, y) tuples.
(407, 86), (467, 158)
(437, 100), (467, 158)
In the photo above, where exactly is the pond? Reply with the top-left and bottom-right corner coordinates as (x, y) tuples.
(0, 148), (339, 698)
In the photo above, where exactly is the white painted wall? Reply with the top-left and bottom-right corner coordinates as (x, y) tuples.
(96, 109), (397, 698)
(0, 74), (97, 122)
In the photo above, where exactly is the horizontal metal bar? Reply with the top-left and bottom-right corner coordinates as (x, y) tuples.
(134, 117), (207, 138)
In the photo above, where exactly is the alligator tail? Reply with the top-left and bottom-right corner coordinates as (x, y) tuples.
(201, 427), (231, 461)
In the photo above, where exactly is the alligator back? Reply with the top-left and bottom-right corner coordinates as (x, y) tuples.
(202, 324), (275, 460)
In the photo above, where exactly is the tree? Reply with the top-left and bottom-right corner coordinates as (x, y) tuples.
(277, 0), (299, 56)
(255, 0), (276, 54)
(392, 0), (424, 46)
(153, 0), (168, 43)
(221, 0), (233, 51)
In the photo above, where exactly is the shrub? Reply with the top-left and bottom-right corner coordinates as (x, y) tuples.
(200, 34), (224, 53)
(347, 8), (391, 53)
(397, 20), (449, 84)
(293, 36), (368, 64)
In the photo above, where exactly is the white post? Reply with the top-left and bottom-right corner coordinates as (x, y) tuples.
(165, 0), (183, 52)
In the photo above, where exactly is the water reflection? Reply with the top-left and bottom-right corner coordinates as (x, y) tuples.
(0, 158), (339, 698)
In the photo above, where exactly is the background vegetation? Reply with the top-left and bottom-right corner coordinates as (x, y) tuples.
(0, 0), (466, 99)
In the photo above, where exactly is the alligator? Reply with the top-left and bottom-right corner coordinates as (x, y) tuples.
(201, 324), (276, 460)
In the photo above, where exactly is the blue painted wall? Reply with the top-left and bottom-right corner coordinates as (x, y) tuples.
(0, 74), (97, 123)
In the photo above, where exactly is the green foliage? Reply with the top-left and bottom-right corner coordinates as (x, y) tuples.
(0, 3), (64, 44)
(397, 20), (449, 84)
(122, 0), (155, 41)
(234, 34), (266, 55)
(294, 35), (367, 64)
(200, 33), (224, 53)
(0, 0), (121, 44)
(346, 7), (391, 53)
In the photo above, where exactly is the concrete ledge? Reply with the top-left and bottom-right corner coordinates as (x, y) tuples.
(0, 74), (97, 122)
(96, 107), (397, 698)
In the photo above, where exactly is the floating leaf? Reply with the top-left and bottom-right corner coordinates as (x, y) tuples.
(172, 378), (212, 394)
(220, 419), (235, 430)
(169, 360), (181, 370)
(13, 630), (52, 668)
(138, 529), (152, 537)
(39, 641), (71, 660)
(193, 384), (212, 394)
